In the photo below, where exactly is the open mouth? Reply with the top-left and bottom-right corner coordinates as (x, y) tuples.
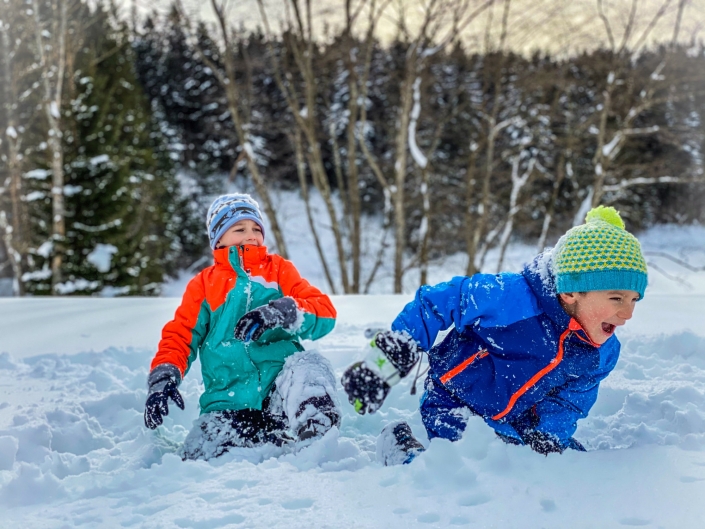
(601, 323), (616, 335)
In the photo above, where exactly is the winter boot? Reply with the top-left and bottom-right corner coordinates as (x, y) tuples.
(294, 394), (342, 441)
(268, 350), (342, 442)
(376, 421), (426, 466)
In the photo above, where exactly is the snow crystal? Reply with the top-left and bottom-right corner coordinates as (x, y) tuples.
(6, 126), (17, 139)
(86, 244), (118, 273)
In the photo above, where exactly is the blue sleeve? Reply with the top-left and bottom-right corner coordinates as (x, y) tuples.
(533, 339), (621, 445)
(391, 273), (542, 351)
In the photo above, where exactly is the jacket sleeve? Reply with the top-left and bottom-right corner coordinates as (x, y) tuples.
(150, 273), (210, 377)
(391, 273), (541, 351)
(277, 258), (336, 341)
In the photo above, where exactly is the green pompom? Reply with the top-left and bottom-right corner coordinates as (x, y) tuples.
(585, 206), (625, 229)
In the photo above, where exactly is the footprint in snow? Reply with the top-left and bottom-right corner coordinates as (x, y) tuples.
(456, 492), (491, 507)
(173, 513), (246, 528)
(281, 498), (314, 510)
(619, 517), (651, 526)
(223, 478), (259, 490)
(540, 499), (557, 512)
(417, 512), (441, 523)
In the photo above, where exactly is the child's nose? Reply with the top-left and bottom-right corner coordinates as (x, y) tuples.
(617, 303), (635, 321)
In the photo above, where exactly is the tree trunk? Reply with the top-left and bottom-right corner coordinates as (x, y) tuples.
(0, 19), (26, 295)
(392, 61), (415, 293)
(537, 154), (566, 252)
(292, 129), (336, 293)
(32, 0), (69, 293)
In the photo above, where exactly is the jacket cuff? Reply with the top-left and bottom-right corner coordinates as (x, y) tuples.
(147, 363), (182, 393)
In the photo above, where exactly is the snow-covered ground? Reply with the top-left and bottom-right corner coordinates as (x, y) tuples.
(0, 299), (704, 525)
(1, 219), (705, 528)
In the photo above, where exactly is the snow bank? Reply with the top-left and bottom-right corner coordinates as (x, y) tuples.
(1, 294), (705, 527)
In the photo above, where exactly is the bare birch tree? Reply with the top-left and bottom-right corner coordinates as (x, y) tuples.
(29, 0), (75, 292)
(358, 0), (492, 291)
(0, 11), (29, 295)
(495, 155), (535, 272)
(464, 0), (513, 276)
(174, 0), (289, 258)
(575, 0), (700, 222)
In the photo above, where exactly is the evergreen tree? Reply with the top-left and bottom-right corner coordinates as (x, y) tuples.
(23, 2), (191, 295)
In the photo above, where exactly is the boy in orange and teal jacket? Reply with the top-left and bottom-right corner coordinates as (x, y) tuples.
(144, 194), (339, 460)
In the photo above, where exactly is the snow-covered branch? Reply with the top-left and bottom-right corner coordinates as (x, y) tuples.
(407, 77), (427, 169)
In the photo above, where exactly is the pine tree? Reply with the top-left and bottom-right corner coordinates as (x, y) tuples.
(22, 2), (189, 295)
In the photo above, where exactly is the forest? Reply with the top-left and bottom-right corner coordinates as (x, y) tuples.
(1, 0), (703, 295)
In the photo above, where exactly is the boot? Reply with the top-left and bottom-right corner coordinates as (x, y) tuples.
(294, 394), (341, 441)
(376, 421), (425, 466)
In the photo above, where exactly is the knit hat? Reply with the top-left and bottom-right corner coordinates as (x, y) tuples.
(553, 206), (648, 299)
(206, 194), (265, 250)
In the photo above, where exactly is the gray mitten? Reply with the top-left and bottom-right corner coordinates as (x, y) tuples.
(234, 297), (299, 342)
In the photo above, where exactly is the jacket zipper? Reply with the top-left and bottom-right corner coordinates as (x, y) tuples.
(238, 244), (261, 393)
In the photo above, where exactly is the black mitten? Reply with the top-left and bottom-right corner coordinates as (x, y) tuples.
(341, 362), (391, 415)
(373, 330), (420, 377)
(522, 430), (564, 455)
(234, 297), (298, 342)
(144, 364), (185, 429)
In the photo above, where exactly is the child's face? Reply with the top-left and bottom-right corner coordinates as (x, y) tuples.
(217, 219), (264, 248)
(559, 290), (639, 345)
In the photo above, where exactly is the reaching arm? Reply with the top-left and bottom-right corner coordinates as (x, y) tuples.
(392, 274), (541, 351)
(150, 273), (210, 377)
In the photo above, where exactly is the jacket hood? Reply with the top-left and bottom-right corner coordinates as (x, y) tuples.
(521, 250), (571, 330)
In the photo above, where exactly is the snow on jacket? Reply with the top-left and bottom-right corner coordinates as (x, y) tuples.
(391, 252), (620, 446)
(151, 244), (336, 414)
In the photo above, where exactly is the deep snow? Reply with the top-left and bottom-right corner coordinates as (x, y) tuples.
(1, 218), (705, 528)
(1, 289), (705, 527)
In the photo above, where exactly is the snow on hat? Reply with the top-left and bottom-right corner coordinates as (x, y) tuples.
(553, 206), (648, 299)
(206, 193), (265, 250)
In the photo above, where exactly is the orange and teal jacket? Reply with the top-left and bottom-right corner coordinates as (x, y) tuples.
(151, 245), (336, 414)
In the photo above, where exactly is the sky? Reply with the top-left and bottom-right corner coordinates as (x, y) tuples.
(125, 0), (705, 56)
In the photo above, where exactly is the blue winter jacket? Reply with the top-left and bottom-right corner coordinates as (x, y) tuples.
(391, 252), (620, 447)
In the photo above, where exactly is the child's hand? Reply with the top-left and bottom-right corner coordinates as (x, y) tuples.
(144, 364), (185, 429)
(341, 362), (392, 414)
(372, 330), (421, 377)
(234, 297), (298, 342)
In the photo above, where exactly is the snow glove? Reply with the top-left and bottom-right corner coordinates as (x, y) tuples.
(234, 296), (299, 342)
(144, 363), (184, 429)
(341, 330), (421, 414)
(500, 406), (587, 455)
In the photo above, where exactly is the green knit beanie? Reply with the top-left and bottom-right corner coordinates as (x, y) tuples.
(553, 206), (648, 299)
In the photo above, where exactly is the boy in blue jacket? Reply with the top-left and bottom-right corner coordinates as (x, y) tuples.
(342, 207), (648, 462)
